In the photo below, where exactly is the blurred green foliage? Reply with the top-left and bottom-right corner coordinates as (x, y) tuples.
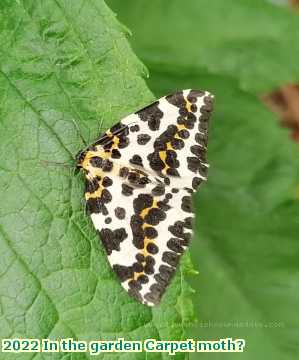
(108, 0), (299, 359)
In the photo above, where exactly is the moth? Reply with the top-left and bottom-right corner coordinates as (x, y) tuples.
(76, 89), (214, 306)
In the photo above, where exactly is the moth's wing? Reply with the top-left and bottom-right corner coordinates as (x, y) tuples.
(94, 89), (214, 191)
(83, 88), (214, 306)
(85, 169), (194, 306)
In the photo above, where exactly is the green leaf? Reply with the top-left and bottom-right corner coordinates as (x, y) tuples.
(107, 1), (299, 359)
(108, 0), (299, 93)
(0, 1), (195, 359)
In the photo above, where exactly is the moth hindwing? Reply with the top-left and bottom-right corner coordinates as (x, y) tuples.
(77, 89), (214, 306)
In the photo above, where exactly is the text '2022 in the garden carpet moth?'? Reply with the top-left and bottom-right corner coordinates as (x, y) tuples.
(76, 89), (214, 306)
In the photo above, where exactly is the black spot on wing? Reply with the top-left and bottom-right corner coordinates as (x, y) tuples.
(184, 217), (193, 229)
(86, 198), (102, 214)
(128, 287), (143, 303)
(144, 259), (155, 275)
(187, 89), (205, 103)
(157, 200), (171, 211)
(133, 194), (153, 214)
(165, 150), (179, 168)
(90, 156), (103, 168)
(122, 184), (134, 196)
(166, 168), (180, 177)
(136, 253), (145, 263)
(137, 274), (149, 284)
(192, 176), (202, 190)
(190, 145), (207, 162)
(105, 217), (112, 224)
(195, 132), (208, 148)
(147, 152), (165, 171)
(136, 101), (163, 131)
(198, 95), (214, 131)
(130, 215), (145, 249)
(132, 262), (143, 273)
(130, 124), (140, 132)
(162, 251), (179, 267)
(164, 177), (170, 185)
(178, 129), (190, 139)
(111, 149), (121, 159)
(113, 264), (133, 282)
(144, 208), (166, 226)
(187, 156), (202, 173)
(119, 166), (129, 178)
(99, 228), (128, 256)
(171, 138), (184, 150)
(166, 91), (186, 108)
(181, 195), (193, 213)
(115, 207), (126, 220)
(85, 178), (99, 193)
(102, 159), (113, 172)
(144, 264), (175, 305)
(129, 154), (143, 167)
(118, 136), (130, 149)
(102, 176), (113, 187)
(137, 133), (151, 145)
(151, 184), (165, 196)
(127, 171), (150, 188)
(169, 221), (192, 246)
(101, 189), (112, 203)
(144, 283), (164, 304)
(144, 226), (158, 239)
(167, 238), (184, 254)
(146, 242), (159, 254)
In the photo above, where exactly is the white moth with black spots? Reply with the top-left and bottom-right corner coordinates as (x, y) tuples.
(76, 89), (214, 306)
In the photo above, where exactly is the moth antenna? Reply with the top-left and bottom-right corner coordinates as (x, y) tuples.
(39, 159), (74, 169)
(71, 118), (88, 147)
(96, 117), (105, 138)
(81, 198), (88, 215)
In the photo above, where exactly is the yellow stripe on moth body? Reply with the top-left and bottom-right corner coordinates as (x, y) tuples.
(141, 200), (157, 217)
(85, 186), (102, 200)
(131, 200), (159, 281)
(159, 143), (173, 172)
(132, 98), (195, 280)
(158, 97), (195, 172)
(159, 126), (189, 173)
(185, 99), (192, 113)
(176, 124), (187, 131)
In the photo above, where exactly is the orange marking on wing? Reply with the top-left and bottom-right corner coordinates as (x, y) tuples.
(186, 100), (192, 112)
(85, 187), (103, 200)
(130, 200), (159, 282)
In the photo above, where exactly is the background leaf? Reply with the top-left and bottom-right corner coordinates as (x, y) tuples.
(109, 0), (299, 94)
(107, 0), (299, 359)
(0, 1), (195, 359)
